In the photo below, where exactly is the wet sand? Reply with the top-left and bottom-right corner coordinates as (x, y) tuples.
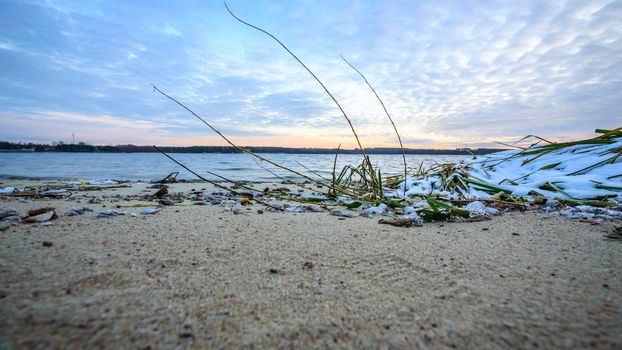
(1, 180), (621, 348)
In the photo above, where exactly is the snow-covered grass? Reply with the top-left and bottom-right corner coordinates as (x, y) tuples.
(391, 129), (622, 206)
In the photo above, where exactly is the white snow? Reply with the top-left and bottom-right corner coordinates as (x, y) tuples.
(464, 201), (499, 217)
(392, 136), (622, 202)
(0, 187), (15, 194)
(360, 203), (388, 216)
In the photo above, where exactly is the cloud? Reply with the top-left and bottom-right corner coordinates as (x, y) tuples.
(0, 0), (620, 147)
(161, 24), (181, 37)
(0, 40), (19, 51)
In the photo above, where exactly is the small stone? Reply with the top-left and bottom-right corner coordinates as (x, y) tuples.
(0, 210), (18, 220)
(305, 204), (324, 212)
(257, 209), (264, 214)
(269, 268), (279, 274)
(330, 209), (357, 218)
(157, 198), (174, 206)
(42, 241), (53, 247)
(96, 209), (125, 218)
(140, 208), (160, 215)
(424, 330), (434, 342)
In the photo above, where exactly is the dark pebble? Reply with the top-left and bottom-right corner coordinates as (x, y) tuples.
(42, 241), (53, 247)
(269, 268), (279, 274)
(178, 332), (193, 338)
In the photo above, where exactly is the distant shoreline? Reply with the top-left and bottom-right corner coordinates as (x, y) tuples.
(0, 141), (505, 155)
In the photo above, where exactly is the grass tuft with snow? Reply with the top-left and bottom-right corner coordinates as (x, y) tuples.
(392, 128), (622, 207)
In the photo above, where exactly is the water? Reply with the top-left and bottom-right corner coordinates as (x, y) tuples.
(0, 152), (466, 182)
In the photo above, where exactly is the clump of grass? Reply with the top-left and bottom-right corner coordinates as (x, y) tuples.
(399, 128), (621, 209)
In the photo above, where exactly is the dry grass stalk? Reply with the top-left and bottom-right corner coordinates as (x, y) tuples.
(152, 85), (357, 198)
(341, 55), (408, 195)
(224, 2), (381, 198)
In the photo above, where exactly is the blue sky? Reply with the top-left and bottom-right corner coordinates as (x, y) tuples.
(0, 0), (620, 148)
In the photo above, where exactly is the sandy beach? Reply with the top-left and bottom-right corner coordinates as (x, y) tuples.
(1, 179), (621, 349)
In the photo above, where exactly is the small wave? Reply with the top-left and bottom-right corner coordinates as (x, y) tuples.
(218, 167), (254, 171)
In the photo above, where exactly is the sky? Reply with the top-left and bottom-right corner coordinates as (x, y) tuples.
(0, 0), (620, 149)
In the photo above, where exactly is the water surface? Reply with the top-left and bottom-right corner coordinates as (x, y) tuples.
(0, 152), (466, 182)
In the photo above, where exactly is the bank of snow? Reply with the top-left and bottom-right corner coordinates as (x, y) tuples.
(393, 133), (622, 203)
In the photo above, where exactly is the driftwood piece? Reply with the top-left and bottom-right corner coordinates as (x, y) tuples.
(71, 184), (131, 191)
(150, 172), (179, 184)
(378, 218), (422, 227)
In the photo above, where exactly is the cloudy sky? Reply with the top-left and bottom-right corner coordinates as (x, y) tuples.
(0, 0), (620, 148)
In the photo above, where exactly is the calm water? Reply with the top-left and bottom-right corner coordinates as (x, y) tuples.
(0, 152), (466, 182)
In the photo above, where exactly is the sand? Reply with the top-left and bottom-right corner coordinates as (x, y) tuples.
(1, 179), (621, 349)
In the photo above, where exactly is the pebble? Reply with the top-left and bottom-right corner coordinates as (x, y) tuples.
(96, 210), (126, 218)
(305, 204), (324, 212)
(284, 206), (304, 213)
(66, 207), (94, 216)
(1, 215), (19, 223)
(140, 208), (160, 215)
(330, 209), (357, 218)
(0, 210), (18, 220)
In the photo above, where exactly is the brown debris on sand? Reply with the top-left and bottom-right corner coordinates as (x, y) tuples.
(20, 207), (57, 223)
(378, 218), (422, 227)
(153, 185), (169, 199)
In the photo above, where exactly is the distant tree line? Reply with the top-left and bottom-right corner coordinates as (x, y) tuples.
(0, 141), (505, 155)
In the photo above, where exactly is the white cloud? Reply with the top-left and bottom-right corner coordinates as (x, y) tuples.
(161, 24), (181, 37)
(0, 40), (19, 51)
